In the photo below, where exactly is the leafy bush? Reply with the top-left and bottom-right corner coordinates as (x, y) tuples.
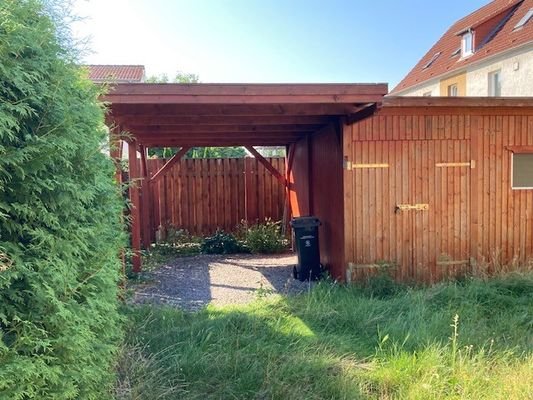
(201, 230), (244, 254)
(242, 219), (288, 254)
(0, 1), (124, 398)
(162, 225), (201, 246)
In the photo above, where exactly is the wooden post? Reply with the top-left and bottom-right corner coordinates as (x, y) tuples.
(283, 144), (296, 233)
(128, 139), (142, 273)
(108, 122), (126, 279)
(139, 145), (151, 249)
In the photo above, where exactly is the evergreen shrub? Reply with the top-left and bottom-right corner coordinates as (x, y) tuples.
(0, 1), (124, 398)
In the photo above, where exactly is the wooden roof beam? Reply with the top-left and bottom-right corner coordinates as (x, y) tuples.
(141, 140), (295, 147)
(109, 103), (372, 117)
(113, 115), (334, 126)
(122, 124), (324, 134)
(104, 83), (388, 104)
(345, 103), (378, 125)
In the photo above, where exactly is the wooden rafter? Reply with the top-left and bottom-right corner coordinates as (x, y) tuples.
(149, 146), (191, 183)
(345, 103), (377, 125)
(245, 146), (287, 187)
(122, 124), (323, 133)
(115, 115), (333, 126)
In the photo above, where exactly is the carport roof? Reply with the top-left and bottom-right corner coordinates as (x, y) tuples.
(104, 83), (388, 147)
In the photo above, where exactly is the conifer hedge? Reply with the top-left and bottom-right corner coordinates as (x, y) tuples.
(0, 1), (124, 398)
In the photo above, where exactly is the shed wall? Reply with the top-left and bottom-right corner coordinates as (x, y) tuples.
(309, 125), (345, 280)
(344, 108), (533, 282)
(289, 124), (345, 280)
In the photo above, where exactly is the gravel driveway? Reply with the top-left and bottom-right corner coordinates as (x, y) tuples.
(130, 253), (312, 311)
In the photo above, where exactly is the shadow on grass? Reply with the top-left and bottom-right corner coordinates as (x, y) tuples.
(118, 272), (533, 399)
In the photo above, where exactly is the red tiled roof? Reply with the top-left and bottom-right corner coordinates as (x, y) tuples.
(86, 65), (145, 83)
(392, 0), (533, 94)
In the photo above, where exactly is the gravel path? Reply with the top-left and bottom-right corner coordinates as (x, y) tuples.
(130, 253), (312, 311)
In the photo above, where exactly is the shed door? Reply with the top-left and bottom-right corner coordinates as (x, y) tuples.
(345, 139), (471, 282)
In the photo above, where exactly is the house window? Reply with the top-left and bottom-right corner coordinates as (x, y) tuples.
(423, 52), (442, 69)
(461, 31), (473, 57)
(447, 84), (458, 97)
(488, 70), (501, 96)
(514, 8), (533, 30)
(512, 153), (533, 189)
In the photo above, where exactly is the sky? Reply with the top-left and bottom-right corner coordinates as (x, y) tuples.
(71, 0), (489, 90)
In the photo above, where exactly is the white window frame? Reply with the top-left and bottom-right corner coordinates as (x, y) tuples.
(461, 31), (474, 57)
(448, 84), (458, 97)
(511, 153), (533, 190)
(488, 70), (502, 97)
(514, 8), (533, 30)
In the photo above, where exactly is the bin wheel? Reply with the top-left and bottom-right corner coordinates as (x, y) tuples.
(293, 265), (298, 280)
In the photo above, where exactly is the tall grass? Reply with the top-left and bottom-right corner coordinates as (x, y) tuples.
(116, 273), (533, 399)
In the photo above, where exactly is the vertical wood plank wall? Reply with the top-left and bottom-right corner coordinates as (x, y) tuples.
(344, 109), (533, 283)
(289, 125), (345, 280)
(143, 157), (285, 241)
(309, 125), (345, 280)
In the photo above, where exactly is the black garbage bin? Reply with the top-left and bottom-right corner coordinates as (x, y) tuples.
(290, 216), (322, 281)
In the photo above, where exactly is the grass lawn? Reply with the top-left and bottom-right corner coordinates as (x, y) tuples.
(116, 273), (533, 399)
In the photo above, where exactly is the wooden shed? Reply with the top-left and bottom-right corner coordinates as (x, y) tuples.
(105, 85), (533, 283)
(342, 97), (533, 283)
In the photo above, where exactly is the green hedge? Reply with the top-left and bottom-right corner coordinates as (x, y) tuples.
(0, 1), (124, 398)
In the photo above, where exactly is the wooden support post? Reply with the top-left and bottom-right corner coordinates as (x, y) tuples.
(150, 146), (191, 183)
(139, 145), (151, 249)
(245, 146), (287, 186)
(128, 140), (142, 273)
(108, 120), (123, 184)
(282, 144), (296, 236)
(108, 121), (126, 279)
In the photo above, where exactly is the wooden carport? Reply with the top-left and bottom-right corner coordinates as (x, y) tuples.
(104, 83), (388, 276)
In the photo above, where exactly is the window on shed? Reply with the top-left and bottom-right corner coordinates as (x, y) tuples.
(461, 31), (474, 57)
(512, 153), (533, 189)
(488, 70), (501, 96)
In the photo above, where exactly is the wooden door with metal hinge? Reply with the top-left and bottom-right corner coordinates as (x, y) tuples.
(344, 139), (472, 283)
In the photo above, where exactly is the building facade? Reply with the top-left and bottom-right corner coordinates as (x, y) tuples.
(392, 0), (533, 97)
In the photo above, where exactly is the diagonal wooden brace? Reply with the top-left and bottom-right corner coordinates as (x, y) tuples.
(245, 146), (287, 187)
(150, 146), (191, 183)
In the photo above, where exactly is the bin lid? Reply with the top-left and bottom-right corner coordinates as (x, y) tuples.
(290, 216), (321, 228)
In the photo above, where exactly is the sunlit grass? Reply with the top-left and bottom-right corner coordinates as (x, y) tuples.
(116, 273), (533, 399)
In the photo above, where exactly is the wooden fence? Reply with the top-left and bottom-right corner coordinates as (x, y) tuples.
(141, 157), (286, 241)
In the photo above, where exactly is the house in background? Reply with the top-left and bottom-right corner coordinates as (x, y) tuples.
(392, 0), (533, 97)
(86, 64), (145, 83)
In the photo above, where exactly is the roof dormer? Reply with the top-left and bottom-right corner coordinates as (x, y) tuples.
(461, 30), (474, 57)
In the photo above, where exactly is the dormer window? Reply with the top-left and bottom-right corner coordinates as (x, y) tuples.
(423, 52), (441, 69)
(462, 31), (474, 57)
(514, 8), (533, 30)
